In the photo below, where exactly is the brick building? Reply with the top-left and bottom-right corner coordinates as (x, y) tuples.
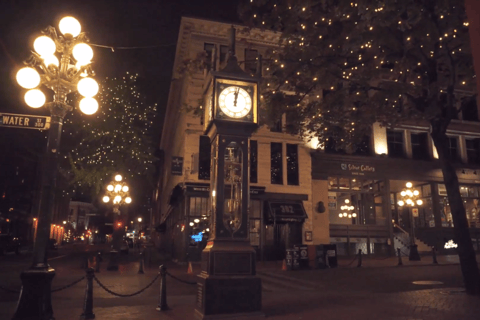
(154, 17), (480, 263)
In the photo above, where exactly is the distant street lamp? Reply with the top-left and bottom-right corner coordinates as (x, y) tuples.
(137, 217), (142, 223)
(397, 182), (423, 261)
(102, 174), (132, 213)
(13, 16), (98, 320)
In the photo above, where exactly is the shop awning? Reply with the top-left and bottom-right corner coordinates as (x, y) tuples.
(265, 201), (308, 223)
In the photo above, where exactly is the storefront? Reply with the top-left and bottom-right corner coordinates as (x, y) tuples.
(158, 182), (308, 262)
(312, 152), (480, 255)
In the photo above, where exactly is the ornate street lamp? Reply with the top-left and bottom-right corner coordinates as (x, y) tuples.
(102, 174), (132, 213)
(102, 174), (132, 270)
(13, 16), (98, 320)
(397, 182), (423, 261)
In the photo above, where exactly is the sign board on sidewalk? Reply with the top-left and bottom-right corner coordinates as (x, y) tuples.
(0, 113), (50, 130)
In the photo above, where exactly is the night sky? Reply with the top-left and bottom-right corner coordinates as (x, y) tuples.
(0, 0), (241, 214)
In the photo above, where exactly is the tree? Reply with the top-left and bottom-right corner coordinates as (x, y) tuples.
(60, 72), (159, 201)
(241, 0), (480, 294)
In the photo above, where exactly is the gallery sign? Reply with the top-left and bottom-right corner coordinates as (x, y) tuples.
(171, 156), (184, 175)
(341, 163), (375, 176)
(0, 113), (51, 130)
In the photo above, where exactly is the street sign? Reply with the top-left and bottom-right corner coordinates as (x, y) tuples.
(0, 113), (50, 130)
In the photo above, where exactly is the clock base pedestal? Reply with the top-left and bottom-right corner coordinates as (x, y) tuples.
(194, 241), (262, 319)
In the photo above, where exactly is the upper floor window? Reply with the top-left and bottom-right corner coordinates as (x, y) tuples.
(198, 135), (211, 180)
(461, 98), (478, 122)
(466, 138), (480, 164)
(250, 140), (258, 183)
(411, 132), (429, 160)
(204, 43), (215, 71)
(446, 136), (459, 161)
(271, 142), (283, 184)
(387, 130), (404, 158)
(269, 116), (283, 133)
(244, 49), (258, 75)
(219, 45), (228, 67)
(353, 135), (371, 156)
(286, 144), (299, 185)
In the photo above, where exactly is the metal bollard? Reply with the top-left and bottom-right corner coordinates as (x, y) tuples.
(397, 248), (403, 266)
(357, 249), (362, 267)
(95, 253), (101, 273)
(432, 246), (438, 264)
(80, 267), (95, 320)
(138, 252), (145, 274)
(156, 265), (169, 311)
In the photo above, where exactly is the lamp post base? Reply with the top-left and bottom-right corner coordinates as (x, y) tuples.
(409, 244), (421, 261)
(106, 250), (119, 271)
(12, 267), (56, 320)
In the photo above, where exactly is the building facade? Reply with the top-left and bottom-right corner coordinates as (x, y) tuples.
(154, 17), (480, 263)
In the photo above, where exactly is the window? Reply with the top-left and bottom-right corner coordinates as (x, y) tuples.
(198, 136), (211, 180)
(466, 139), (480, 164)
(387, 130), (404, 158)
(204, 43), (215, 70)
(286, 144), (299, 185)
(462, 98), (478, 121)
(447, 136), (458, 161)
(249, 200), (261, 246)
(244, 49), (258, 74)
(250, 140), (258, 183)
(411, 132), (429, 160)
(270, 142), (283, 184)
(269, 117), (282, 132)
(353, 135), (371, 155)
(189, 197), (210, 217)
(219, 45), (228, 66)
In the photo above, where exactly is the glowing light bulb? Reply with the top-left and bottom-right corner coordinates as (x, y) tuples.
(34, 36), (56, 56)
(59, 16), (81, 37)
(107, 185), (114, 191)
(115, 175), (122, 181)
(398, 200), (405, 206)
(406, 182), (413, 188)
(16, 67), (40, 89)
(102, 196), (109, 203)
(24, 89), (45, 108)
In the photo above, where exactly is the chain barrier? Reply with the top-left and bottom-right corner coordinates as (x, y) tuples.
(337, 255), (358, 267)
(52, 276), (85, 293)
(0, 284), (20, 294)
(165, 271), (197, 285)
(93, 272), (161, 297)
(0, 276), (85, 294)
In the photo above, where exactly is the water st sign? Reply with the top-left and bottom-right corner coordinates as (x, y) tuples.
(0, 113), (51, 130)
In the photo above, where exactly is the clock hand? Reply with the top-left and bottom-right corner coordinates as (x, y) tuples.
(233, 88), (239, 107)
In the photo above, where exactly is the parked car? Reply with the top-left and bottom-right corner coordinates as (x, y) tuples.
(0, 234), (21, 255)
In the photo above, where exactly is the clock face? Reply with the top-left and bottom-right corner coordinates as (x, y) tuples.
(218, 86), (252, 119)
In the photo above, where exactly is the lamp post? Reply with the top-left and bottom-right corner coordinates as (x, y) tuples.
(397, 182), (423, 261)
(102, 174), (132, 249)
(13, 16), (99, 320)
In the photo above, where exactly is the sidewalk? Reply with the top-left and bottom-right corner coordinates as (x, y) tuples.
(2, 255), (480, 319)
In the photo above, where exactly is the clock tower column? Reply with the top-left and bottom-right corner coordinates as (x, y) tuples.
(195, 27), (263, 319)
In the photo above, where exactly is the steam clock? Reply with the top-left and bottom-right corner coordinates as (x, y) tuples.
(195, 27), (262, 319)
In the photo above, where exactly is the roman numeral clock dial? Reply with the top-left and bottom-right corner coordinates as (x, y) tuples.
(218, 86), (252, 119)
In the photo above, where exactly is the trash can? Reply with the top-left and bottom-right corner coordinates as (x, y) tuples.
(294, 245), (309, 269)
(315, 244), (338, 269)
(285, 249), (293, 271)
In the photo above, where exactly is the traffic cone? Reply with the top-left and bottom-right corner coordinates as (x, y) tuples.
(282, 259), (287, 271)
(187, 261), (193, 274)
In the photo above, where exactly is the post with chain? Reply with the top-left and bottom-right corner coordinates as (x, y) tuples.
(138, 251), (145, 274)
(156, 265), (169, 311)
(356, 249), (362, 267)
(95, 252), (101, 273)
(81, 267), (95, 319)
(432, 246), (438, 264)
(397, 248), (403, 266)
